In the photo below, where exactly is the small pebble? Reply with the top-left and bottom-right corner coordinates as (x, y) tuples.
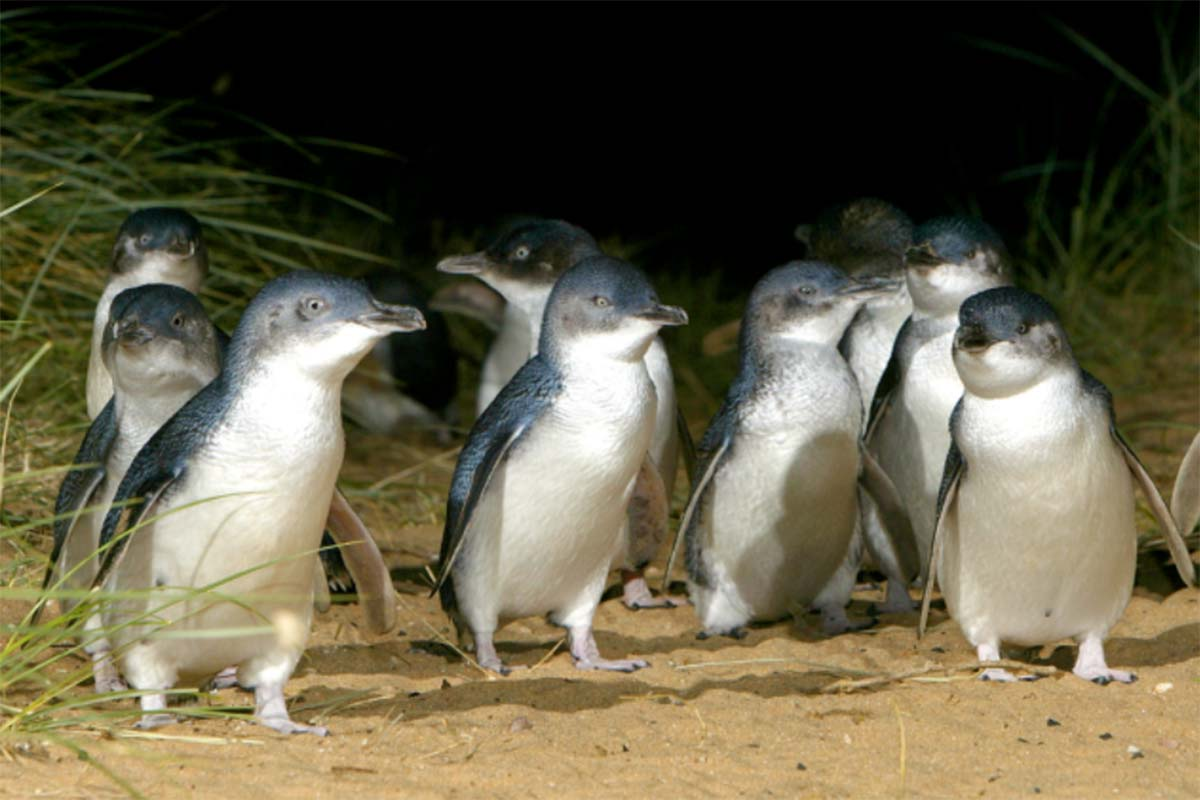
(1153, 682), (1173, 695)
(1047, 718), (1061, 727)
(796, 762), (807, 771)
(440, 678), (452, 690)
(508, 716), (533, 733)
(1099, 732), (1113, 740)
(1127, 745), (1144, 760)
(1161, 739), (1179, 750)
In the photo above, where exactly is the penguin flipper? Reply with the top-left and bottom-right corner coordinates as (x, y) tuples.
(675, 405), (697, 484)
(1114, 431), (1196, 587)
(920, 403), (966, 638)
(94, 463), (183, 589)
(37, 400), (118, 619)
(432, 358), (562, 598)
(663, 431), (731, 593)
(865, 315), (912, 443)
(1083, 371), (1195, 587)
(324, 490), (397, 634)
(1170, 432), (1200, 540)
(858, 446), (920, 581)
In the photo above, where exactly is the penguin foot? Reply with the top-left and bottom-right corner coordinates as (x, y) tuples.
(91, 654), (128, 694)
(134, 713), (178, 730)
(621, 576), (680, 610)
(473, 632), (525, 676)
(254, 683), (328, 737)
(873, 581), (917, 614)
(208, 666), (240, 691)
(979, 668), (1023, 683)
(135, 693), (174, 728)
(569, 625), (648, 672)
(697, 627), (747, 641)
(1072, 634), (1134, 685)
(819, 606), (876, 636)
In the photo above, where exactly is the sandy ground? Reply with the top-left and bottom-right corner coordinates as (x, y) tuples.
(3, 513), (1198, 799)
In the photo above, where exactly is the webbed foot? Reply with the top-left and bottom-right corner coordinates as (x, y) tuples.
(621, 574), (680, 610)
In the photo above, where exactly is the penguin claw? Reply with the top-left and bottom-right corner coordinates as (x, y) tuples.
(134, 713), (177, 730)
(258, 716), (329, 737)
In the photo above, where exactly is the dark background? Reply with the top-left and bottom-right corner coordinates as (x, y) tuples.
(40, 2), (1198, 282)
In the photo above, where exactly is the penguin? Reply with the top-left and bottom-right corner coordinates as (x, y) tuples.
(662, 262), (917, 637)
(919, 287), (1195, 683)
(433, 255), (687, 674)
(867, 216), (1011, 579)
(1170, 432), (1200, 539)
(87, 208), (208, 419)
(44, 284), (222, 692)
(341, 268), (458, 437)
(91, 271), (424, 733)
(438, 219), (689, 608)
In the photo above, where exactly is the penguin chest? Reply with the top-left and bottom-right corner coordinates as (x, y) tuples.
(479, 310), (534, 413)
(106, 417), (343, 672)
(844, 295), (911, 406)
(465, 373), (656, 620)
(942, 394), (1136, 646)
(706, 374), (862, 618)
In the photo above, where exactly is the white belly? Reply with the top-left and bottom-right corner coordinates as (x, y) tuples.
(478, 309), (533, 415)
(456, 369), (655, 628)
(872, 328), (961, 567)
(939, 390), (1135, 647)
(844, 293), (912, 410)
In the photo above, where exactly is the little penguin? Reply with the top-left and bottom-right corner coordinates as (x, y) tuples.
(92, 270), (425, 734)
(662, 262), (917, 638)
(439, 219), (689, 608)
(867, 216), (1011, 579)
(433, 255), (688, 674)
(919, 287), (1195, 683)
(87, 208), (208, 419)
(44, 284), (222, 692)
(341, 268), (458, 437)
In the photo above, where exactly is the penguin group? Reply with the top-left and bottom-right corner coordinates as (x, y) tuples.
(39, 200), (1197, 737)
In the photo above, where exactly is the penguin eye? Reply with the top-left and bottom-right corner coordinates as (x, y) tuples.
(1016, 322), (1029, 335)
(512, 245), (531, 261)
(138, 233), (153, 247)
(798, 286), (816, 296)
(171, 313), (185, 329)
(966, 248), (977, 261)
(593, 296), (611, 308)
(299, 296), (328, 319)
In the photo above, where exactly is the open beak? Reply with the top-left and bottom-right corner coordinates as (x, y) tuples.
(635, 303), (689, 327)
(954, 324), (994, 354)
(838, 275), (901, 299)
(436, 252), (492, 276)
(115, 319), (154, 347)
(359, 301), (426, 333)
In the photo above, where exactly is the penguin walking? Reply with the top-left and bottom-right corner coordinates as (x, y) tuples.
(87, 208), (209, 419)
(433, 256), (687, 674)
(438, 220), (688, 608)
(46, 284), (222, 692)
(867, 217), (1011, 578)
(92, 271), (424, 733)
(920, 287), (1195, 683)
(663, 262), (916, 637)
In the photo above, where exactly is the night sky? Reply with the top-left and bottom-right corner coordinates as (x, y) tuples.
(40, 3), (1197, 282)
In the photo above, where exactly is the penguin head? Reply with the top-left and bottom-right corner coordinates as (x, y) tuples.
(744, 260), (897, 348)
(905, 217), (1009, 315)
(436, 219), (600, 313)
(952, 287), (1073, 398)
(231, 270), (426, 382)
(540, 255), (687, 364)
(102, 284), (221, 397)
(111, 208), (209, 285)
(798, 198), (913, 277)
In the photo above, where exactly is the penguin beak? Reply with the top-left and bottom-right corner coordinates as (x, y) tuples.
(359, 301), (426, 333)
(906, 243), (943, 271)
(955, 324), (994, 354)
(167, 237), (197, 258)
(838, 276), (900, 298)
(436, 252), (492, 276)
(635, 303), (689, 327)
(115, 319), (154, 347)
